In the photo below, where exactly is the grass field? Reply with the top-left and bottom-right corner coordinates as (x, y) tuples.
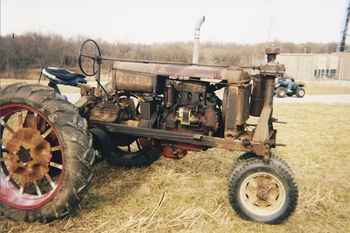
(1, 103), (349, 233)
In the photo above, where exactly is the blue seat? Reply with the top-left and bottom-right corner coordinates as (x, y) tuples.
(42, 67), (87, 86)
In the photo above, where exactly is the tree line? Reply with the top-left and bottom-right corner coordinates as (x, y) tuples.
(0, 33), (337, 73)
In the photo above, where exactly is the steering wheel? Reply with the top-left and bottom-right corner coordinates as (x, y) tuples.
(78, 39), (102, 76)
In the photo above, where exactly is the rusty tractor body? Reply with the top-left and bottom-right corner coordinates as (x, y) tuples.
(81, 44), (283, 158)
(0, 39), (298, 224)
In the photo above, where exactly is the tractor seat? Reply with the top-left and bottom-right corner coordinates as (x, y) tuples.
(42, 67), (87, 86)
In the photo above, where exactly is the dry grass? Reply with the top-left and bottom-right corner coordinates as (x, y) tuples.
(1, 103), (350, 233)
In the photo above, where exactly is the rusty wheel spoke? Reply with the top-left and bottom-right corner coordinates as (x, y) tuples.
(22, 110), (29, 128)
(17, 110), (28, 128)
(24, 112), (38, 129)
(0, 118), (15, 134)
(32, 112), (38, 129)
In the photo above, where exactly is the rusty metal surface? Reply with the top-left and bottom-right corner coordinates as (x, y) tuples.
(113, 71), (157, 93)
(250, 76), (265, 117)
(89, 120), (271, 156)
(222, 83), (251, 138)
(113, 61), (253, 83)
(4, 128), (52, 186)
(89, 102), (120, 122)
(161, 144), (187, 159)
(252, 77), (275, 145)
(78, 43), (284, 158)
(172, 81), (207, 93)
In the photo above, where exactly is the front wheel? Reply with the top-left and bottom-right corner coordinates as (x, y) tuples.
(296, 88), (305, 98)
(228, 155), (298, 224)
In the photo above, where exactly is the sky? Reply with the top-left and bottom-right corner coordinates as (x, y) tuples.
(1, 0), (348, 44)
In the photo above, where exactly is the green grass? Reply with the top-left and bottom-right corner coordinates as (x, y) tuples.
(1, 103), (350, 233)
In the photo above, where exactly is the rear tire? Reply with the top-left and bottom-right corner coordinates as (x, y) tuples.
(228, 155), (298, 224)
(0, 83), (94, 222)
(90, 128), (160, 167)
(276, 87), (287, 98)
(108, 140), (161, 167)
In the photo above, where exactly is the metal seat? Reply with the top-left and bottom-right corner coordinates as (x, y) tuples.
(42, 67), (87, 86)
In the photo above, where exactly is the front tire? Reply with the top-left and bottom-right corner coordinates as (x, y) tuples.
(0, 83), (94, 222)
(228, 155), (298, 224)
(296, 88), (305, 98)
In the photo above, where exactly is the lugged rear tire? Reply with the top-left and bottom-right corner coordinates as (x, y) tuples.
(228, 155), (298, 224)
(90, 128), (160, 168)
(109, 142), (161, 167)
(0, 83), (95, 222)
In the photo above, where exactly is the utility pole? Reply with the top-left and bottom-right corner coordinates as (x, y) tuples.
(0, 0), (2, 37)
(339, 0), (350, 52)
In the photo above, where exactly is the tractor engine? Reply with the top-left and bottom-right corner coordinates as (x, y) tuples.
(87, 71), (222, 139)
(161, 80), (221, 136)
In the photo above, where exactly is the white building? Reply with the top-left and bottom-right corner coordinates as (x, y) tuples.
(276, 53), (350, 81)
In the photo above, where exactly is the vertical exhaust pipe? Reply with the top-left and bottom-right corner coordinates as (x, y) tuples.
(192, 16), (205, 64)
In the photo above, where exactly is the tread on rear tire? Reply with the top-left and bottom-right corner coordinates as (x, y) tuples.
(0, 83), (95, 222)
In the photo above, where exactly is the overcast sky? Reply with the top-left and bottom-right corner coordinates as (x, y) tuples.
(1, 0), (348, 44)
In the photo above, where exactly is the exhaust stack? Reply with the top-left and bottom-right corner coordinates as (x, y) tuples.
(192, 16), (205, 64)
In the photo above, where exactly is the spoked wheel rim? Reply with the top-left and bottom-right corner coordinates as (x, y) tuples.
(0, 104), (64, 210)
(239, 172), (286, 216)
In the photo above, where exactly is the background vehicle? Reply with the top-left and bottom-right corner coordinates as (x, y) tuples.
(275, 77), (306, 98)
(0, 41), (298, 224)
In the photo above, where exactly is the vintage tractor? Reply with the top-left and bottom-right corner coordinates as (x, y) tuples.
(0, 41), (298, 224)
